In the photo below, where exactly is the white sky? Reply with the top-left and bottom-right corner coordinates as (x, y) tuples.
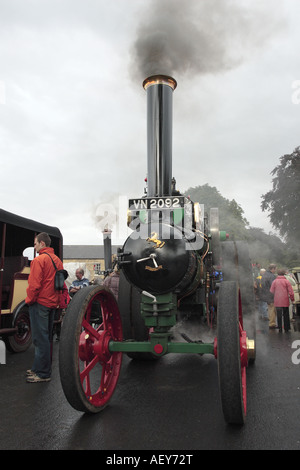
(0, 0), (299, 246)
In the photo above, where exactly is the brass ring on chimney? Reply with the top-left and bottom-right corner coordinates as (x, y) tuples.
(143, 75), (177, 91)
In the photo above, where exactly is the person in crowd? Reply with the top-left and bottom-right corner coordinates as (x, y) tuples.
(252, 262), (261, 280)
(103, 266), (120, 301)
(60, 282), (70, 309)
(284, 270), (296, 287)
(255, 268), (268, 320)
(284, 270), (297, 320)
(53, 282), (70, 341)
(261, 264), (277, 329)
(69, 268), (89, 297)
(25, 232), (64, 383)
(270, 268), (295, 332)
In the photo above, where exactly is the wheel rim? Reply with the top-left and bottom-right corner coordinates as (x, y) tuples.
(59, 286), (123, 413)
(78, 290), (122, 408)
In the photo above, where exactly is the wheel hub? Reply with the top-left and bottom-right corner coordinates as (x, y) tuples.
(78, 329), (112, 363)
(246, 338), (255, 361)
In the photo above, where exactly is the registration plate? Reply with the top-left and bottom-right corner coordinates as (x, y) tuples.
(129, 196), (185, 210)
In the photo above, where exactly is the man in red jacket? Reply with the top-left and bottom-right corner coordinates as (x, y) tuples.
(270, 269), (295, 332)
(25, 232), (64, 382)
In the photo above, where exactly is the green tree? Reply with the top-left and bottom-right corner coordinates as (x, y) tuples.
(261, 147), (300, 247)
(184, 183), (249, 239)
(184, 183), (295, 267)
(246, 226), (288, 268)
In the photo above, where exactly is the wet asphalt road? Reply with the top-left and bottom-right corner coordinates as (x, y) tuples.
(0, 315), (300, 451)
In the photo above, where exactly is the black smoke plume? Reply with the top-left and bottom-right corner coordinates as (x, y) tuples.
(130, 0), (284, 81)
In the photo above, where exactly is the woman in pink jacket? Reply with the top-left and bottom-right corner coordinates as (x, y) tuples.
(270, 269), (295, 332)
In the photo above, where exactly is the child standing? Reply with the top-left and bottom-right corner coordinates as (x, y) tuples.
(270, 269), (295, 332)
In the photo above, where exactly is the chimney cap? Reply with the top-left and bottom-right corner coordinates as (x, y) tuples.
(143, 75), (177, 91)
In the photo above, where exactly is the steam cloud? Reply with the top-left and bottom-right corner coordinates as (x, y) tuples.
(130, 0), (284, 80)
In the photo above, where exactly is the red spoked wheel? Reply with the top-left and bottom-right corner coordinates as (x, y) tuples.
(59, 285), (123, 413)
(216, 281), (247, 425)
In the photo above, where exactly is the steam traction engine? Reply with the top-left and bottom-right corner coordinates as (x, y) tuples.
(59, 75), (256, 425)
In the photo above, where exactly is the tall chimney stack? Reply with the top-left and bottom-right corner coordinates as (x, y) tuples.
(143, 75), (177, 197)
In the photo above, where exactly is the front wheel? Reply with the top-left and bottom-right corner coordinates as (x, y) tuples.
(217, 281), (247, 425)
(59, 285), (123, 413)
(4, 302), (32, 353)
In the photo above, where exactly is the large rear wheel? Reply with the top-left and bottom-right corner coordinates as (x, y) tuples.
(217, 281), (247, 425)
(118, 270), (158, 360)
(59, 285), (123, 413)
(221, 240), (256, 363)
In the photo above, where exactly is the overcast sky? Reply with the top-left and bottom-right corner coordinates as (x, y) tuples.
(0, 0), (299, 246)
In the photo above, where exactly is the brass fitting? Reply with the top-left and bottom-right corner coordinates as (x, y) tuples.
(246, 338), (256, 361)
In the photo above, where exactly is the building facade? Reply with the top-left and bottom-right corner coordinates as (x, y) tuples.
(63, 245), (120, 285)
